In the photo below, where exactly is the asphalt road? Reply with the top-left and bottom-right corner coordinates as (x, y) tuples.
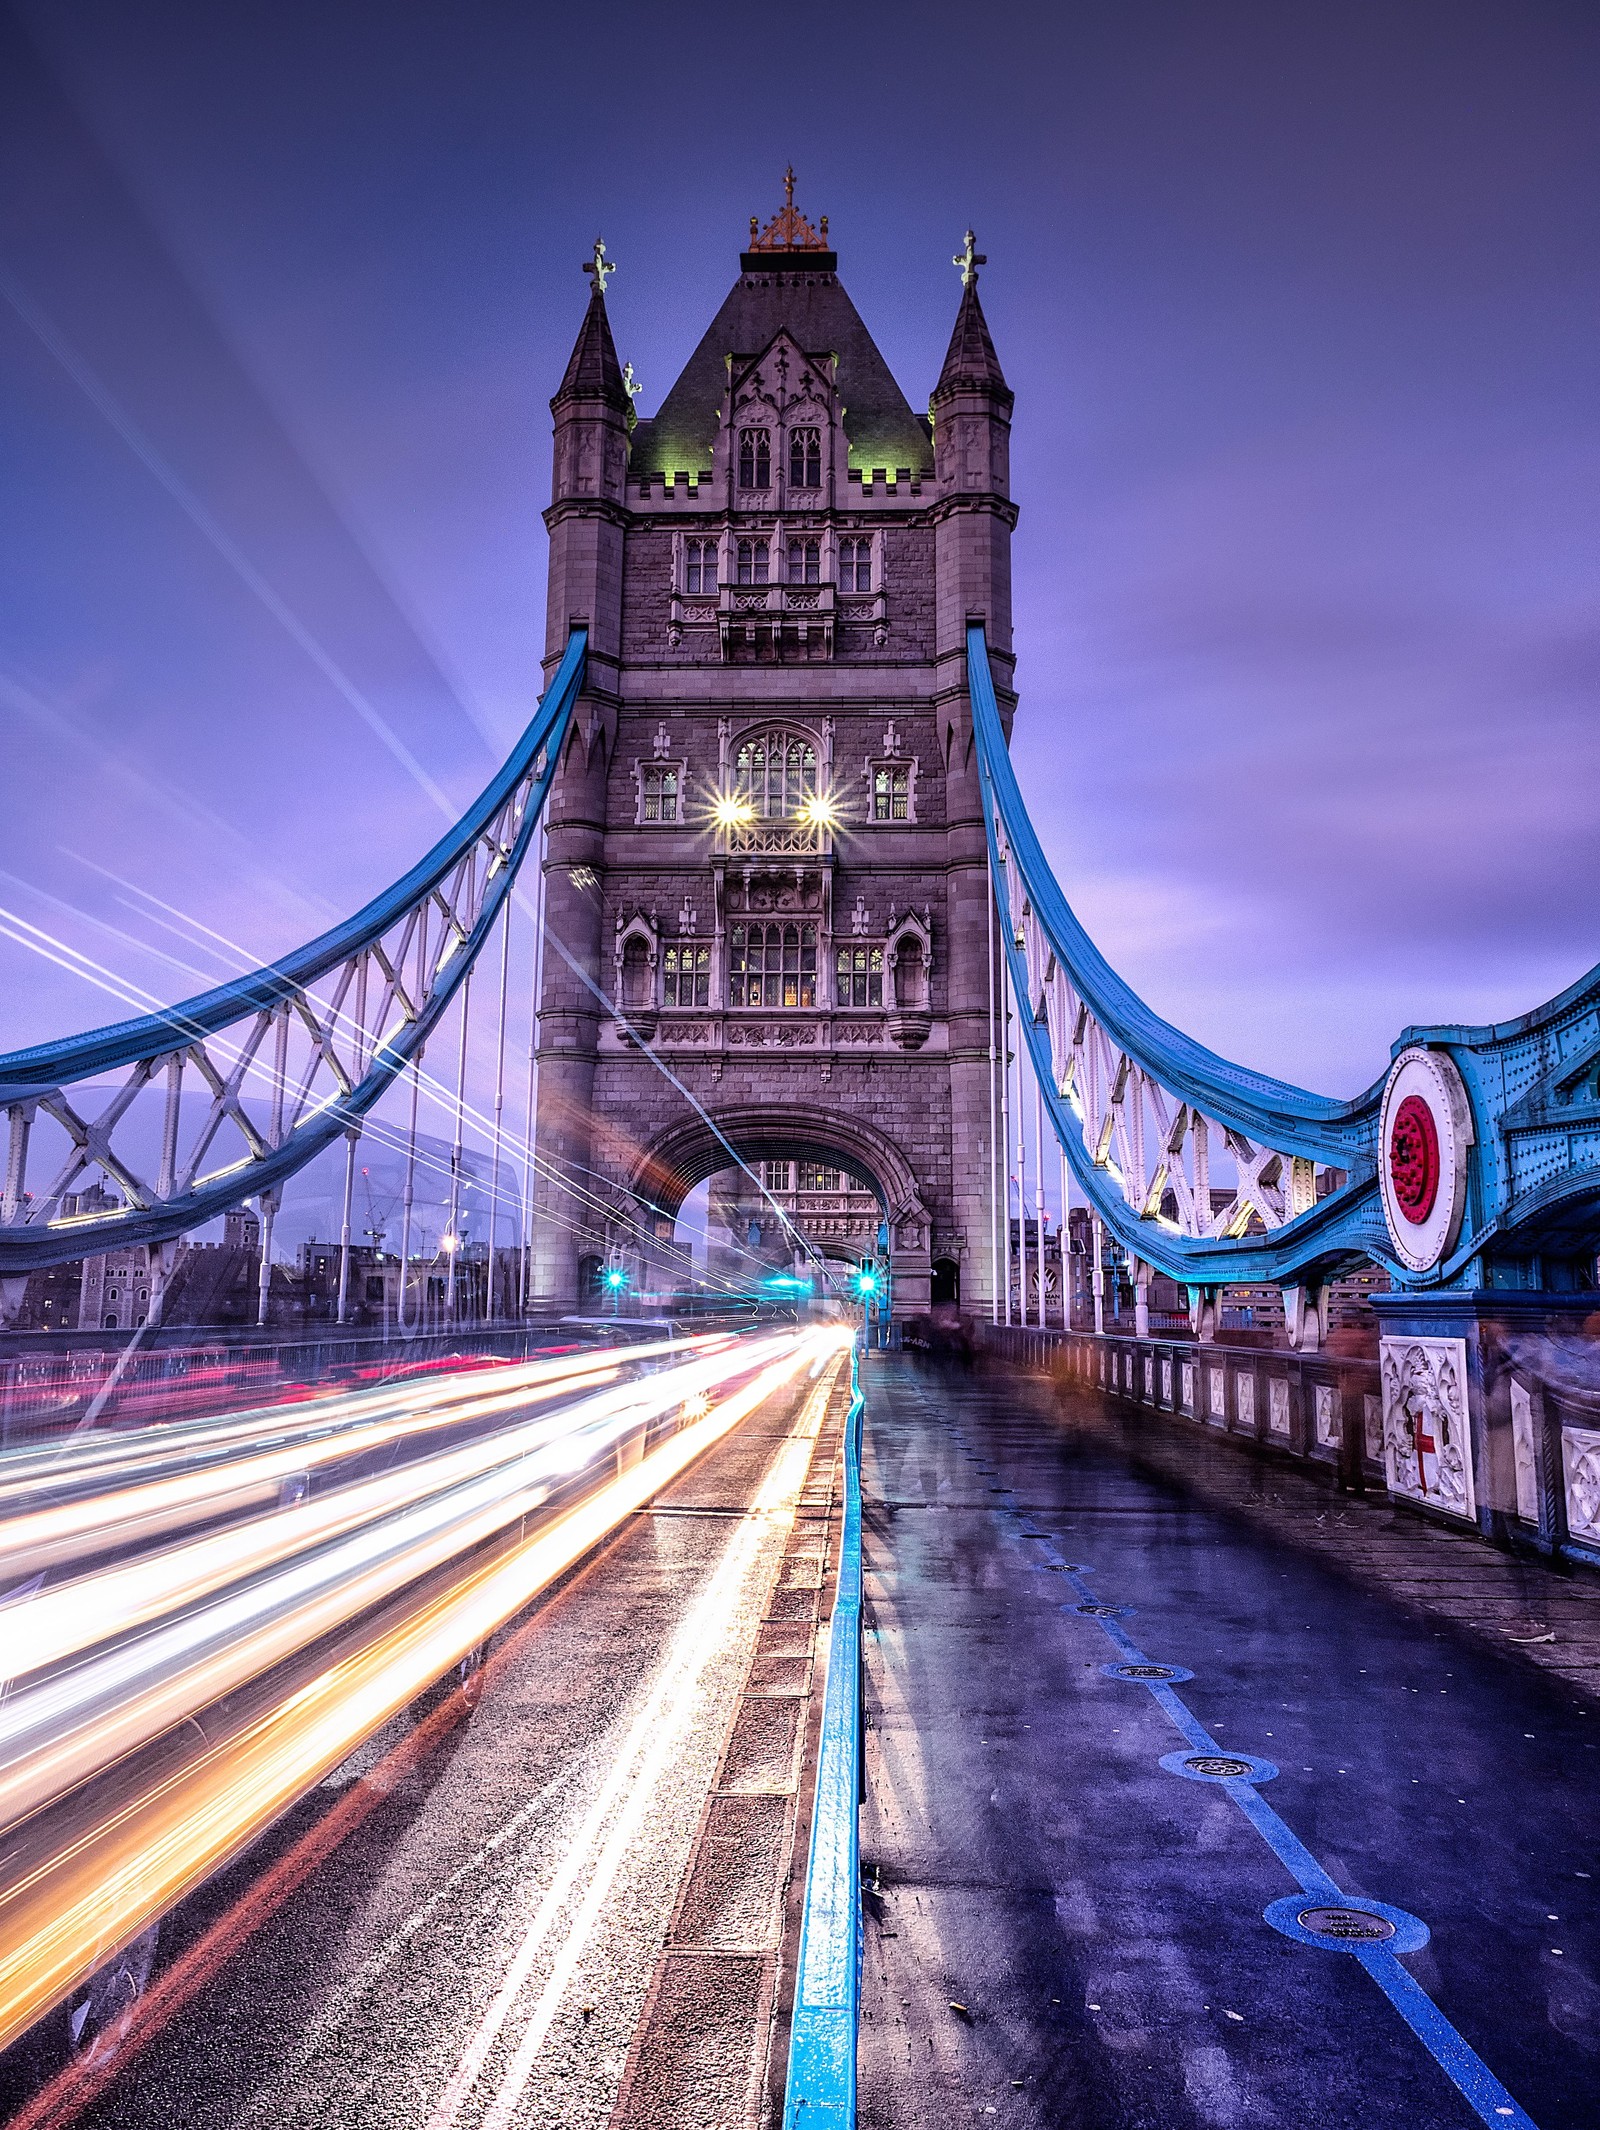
(0, 1367), (828, 2130)
(858, 1352), (1599, 2130)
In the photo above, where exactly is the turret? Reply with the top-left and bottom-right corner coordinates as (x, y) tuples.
(533, 243), (633, 1307)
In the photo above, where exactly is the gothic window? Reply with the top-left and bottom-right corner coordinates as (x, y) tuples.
(762, 1160), (792, 1191)
(873, 763), (910, 821)
(835, 943), (885, 1008)
(797, 1162), (845, 1192)
(735, 730), (817, 817)
(736, 539), (770, 586)
(662, 942), (710, 1007)
(728, 922), (817, 1008)
(641, 765), (679, 822)
(620, 935), (653, 1012)
(684, 538), (718, 594)
(789, 427), (821, 487)
(787, 538), (820, 585)
(738, 429), (771, 488)
(840, 537), (872, 592)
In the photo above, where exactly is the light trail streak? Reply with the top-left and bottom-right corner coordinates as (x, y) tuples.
(424, 1335), (850, 2130)
(0, 1327), (833, 2058)
(0, 1336), (799, 1827)
(0, 1349), (642, 1576)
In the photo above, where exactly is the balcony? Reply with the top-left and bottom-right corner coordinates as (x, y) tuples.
(717, 582), (837, 662)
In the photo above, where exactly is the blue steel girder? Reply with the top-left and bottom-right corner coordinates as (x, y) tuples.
(0, 630), (587, 1274)
(968, 627), (1600, 1293)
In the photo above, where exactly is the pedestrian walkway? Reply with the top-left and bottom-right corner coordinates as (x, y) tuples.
(857, 1355), (1598, 2130)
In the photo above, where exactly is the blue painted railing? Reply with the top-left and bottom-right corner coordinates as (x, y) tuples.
(782, 1339), (865, 2128)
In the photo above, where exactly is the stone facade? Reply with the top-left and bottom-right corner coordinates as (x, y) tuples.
(531, 196), (1017, 1317)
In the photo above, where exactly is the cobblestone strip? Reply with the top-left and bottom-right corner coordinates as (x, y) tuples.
(608, 1361), (852, 2130)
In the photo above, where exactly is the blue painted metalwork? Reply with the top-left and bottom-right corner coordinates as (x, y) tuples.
(968, 625), (1600, 1291)
(0, 631), (587, 1271)
(782, 1340), (864, 2129)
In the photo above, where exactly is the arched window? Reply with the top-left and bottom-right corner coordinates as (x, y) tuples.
(685, 538), (718, 594)
(728, 922), (817, 1008)
(738, 429), (771, 487)
(840, 537), (872, 592)
(736, 539), (770, 586)
(787, 538), (820, 585)
(734, 730), (817, 817)
(789, 427), (821, 487)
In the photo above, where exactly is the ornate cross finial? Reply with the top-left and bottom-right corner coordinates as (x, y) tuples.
(783, 164), (796, 211)
(583, 237), (615, 296)
(748, 171), (830, 254)
(953, 230), (987, 286)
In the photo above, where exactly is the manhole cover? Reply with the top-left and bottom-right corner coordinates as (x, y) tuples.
(1121, 1664), (1178, 1680)
(1075, 1603), (1125, 1617)
(1297, 1906), (1396, 1943)
(1186, 1755), (1253, 1778)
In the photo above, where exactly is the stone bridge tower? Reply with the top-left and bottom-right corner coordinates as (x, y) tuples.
(533, 185), (1017, 1317)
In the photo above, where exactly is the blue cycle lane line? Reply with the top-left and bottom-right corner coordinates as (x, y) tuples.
(943, 1419), (1539, 2130)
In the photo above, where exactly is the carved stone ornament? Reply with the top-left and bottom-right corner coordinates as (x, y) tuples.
(1510, 1378), (1539, 1522)
(1268, 1377), (1291, 1436)
(1377, 1048), (1473, 1275)
(1380, 1335), (1475, 1519)
(1562, 1425), (1600, 1543)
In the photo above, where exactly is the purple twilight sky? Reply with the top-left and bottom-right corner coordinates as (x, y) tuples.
(2, 0), (1597, 1104)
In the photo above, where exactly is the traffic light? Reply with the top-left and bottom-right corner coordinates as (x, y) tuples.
(853, 1263), (879, 1299)
(603, 1266), (629, 1292)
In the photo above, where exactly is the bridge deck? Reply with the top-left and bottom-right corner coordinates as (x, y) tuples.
(858, 1354), (1597, 2130)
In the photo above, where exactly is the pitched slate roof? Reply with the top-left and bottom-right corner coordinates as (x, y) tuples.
(630, 259), (932, 481)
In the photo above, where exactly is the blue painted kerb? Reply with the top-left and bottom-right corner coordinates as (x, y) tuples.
(782, 1340), (865, 2127)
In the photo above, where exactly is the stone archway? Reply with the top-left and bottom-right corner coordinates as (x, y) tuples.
(629, 1102), (933, 1314)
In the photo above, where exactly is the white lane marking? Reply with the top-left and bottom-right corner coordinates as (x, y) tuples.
(426, 1358), (840, 2130)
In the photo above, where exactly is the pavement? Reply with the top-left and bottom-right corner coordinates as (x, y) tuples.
(858, 1352), (1599, 2130)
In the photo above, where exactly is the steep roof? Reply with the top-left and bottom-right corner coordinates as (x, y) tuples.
(933, 277), (1011, 403)
(552, 282), (627, 409)
(631, 259), (932, 480)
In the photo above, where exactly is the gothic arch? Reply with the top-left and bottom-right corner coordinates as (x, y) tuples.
(629, 1102), (928, 1232)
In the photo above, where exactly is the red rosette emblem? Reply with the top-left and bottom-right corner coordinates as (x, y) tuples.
(1389, 1093), (1439, 1225)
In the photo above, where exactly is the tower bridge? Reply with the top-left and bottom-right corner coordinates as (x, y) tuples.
(0, 182), (1597, 2130)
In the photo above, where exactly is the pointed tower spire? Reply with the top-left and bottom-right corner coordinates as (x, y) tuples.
(934, 235), (1011, 404)
(553, 239), (628, 411)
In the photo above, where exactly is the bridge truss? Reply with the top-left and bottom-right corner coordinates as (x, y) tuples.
(970, 627), (1600, 1319)
(0, 632), (587, 1278)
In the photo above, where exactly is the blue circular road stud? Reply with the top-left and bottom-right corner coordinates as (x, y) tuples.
(1160, 1748), (1279, 1785)
(1102, 1661), (1194, 1684)
(1073, 1602), (1132, 1618)
(1264, 1894), (1429, 1954)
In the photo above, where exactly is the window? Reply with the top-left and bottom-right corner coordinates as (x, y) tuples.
(641, 765), (679, 822)
(789, 427), (821, 487)
(735, 730), (817, 817)
(786, 538), (820, 584)
(736, 539), (770, 586)
(840, 537), (872, 591)
(835, 943), (884, 1008)
(662, 942), (709, 1008)
(685, 538), (718, 594)
(761, 1160), (793, 1191)
(798, 1162), (845, 1192)
(728, 922), (817, 1008)
(873, 763), (910, 821)
(738, 429), (771, 487)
